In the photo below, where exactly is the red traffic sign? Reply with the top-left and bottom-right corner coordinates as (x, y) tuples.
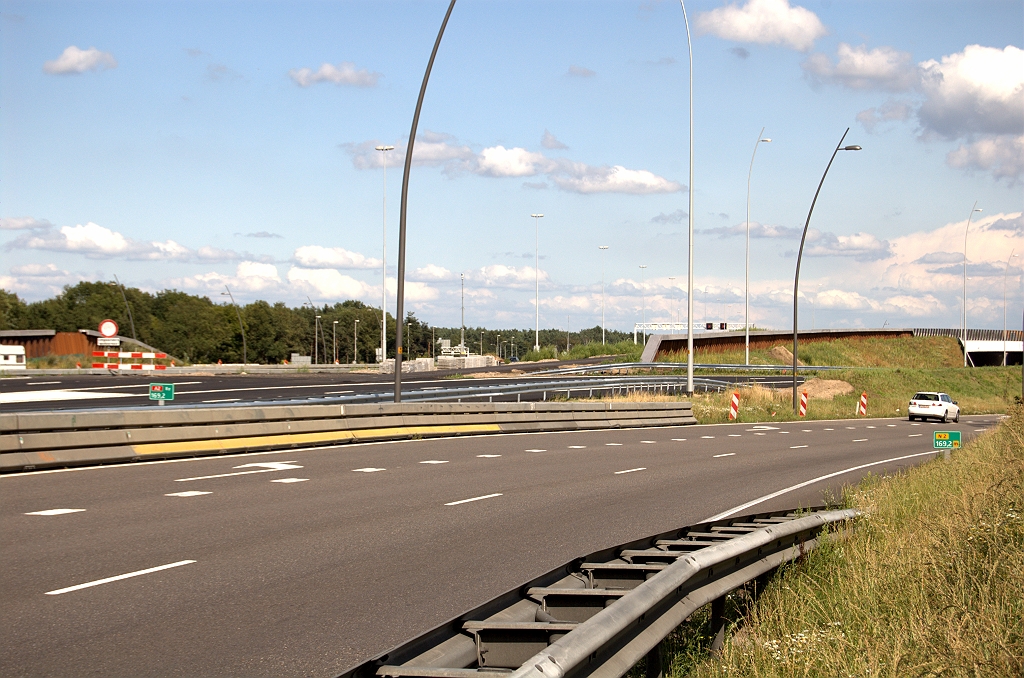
(98, 319), (119, 338)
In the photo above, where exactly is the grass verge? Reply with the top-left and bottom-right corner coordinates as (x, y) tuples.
(667, 407), (1024, 677)
(522, 340), (642, 363)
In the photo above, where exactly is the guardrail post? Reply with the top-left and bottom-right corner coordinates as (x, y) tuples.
(643, 643), (662, 678)
(709, 595), (726, 655)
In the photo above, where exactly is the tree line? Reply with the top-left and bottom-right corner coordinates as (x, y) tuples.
(0, 283), (633, 364)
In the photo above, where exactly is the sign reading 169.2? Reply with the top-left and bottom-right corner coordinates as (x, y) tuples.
(149, 383), (175, 401)
(933, 431), (961, 449)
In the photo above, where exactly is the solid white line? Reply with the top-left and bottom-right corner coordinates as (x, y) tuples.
(25, 508), (85, 516)
(790, 445), (808, 449)
(202, 398), (241, 403)
(713, 453), (736, 458)
(445, 493), (502, 506)
(165, 491), (211, 497)
(175, 468), (287, 482)
(702, 450), (938, 521)
(615, 467), (646, 474)
(45, 560), (196, 595)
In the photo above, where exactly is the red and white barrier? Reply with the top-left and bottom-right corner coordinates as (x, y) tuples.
(857, 392), (868, 416)
(799, 391), (808, 417)
(91, 363), (167, 370)
(728, 392), (740, 420)
(92, 352), (167, 359)
(91, 351), (168, 371)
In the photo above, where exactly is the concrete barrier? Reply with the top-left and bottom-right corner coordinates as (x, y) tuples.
(0, 401), (696, 472)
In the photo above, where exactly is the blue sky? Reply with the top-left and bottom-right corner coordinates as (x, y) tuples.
(2, 0), (1022, 334)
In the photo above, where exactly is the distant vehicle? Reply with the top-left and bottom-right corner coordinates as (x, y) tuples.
(1, 344), (27, 370)
(908, 391), (959, 423)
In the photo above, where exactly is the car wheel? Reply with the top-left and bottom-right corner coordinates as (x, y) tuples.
(954, 410), (960, 423)
(941, 410), (948, 423)
(909, 415), (916, 421)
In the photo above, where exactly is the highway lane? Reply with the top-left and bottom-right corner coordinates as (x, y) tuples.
(0, 415), (997, 677)
(0, 371), (796, 413)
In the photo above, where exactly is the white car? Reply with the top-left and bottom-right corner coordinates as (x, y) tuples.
(908, 392), (960, 423)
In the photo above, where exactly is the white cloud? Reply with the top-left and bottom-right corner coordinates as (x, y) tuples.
(176, 262), (283, 294)
(549, 163), (683, 194)
(0, 217), (53, 231)
(803, 43), (919, 91)
(293, 245), (381, 269)
(541, 130), (568, 150)
(651, 209), (688, 224)
(10, 263), (69, 277)
(918, 45), (1024, 138)
(694, 0), (828, 52)
(43, 46), (117, 74)
(411, 264), (454, 281)
(699, 221), (802, 239)
(946, 134), (1024, 184)
(815, 289), (876, 310)
(803, 231), (892, 261)
(477, 146), (550, 177)
(236, 261), (280, 282)
(474, 264), (546, 287)
(287, 267), (369, 298)
(288, 62), (380, 87)
(567, 65), (596, 77)
(58, 222), (130, 254)
(857, 100), (913, 132)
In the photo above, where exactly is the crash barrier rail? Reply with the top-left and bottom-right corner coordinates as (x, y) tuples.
(1, 400), (697, 472)
(338, 507), (858, 678)
(533, 361), (849, 376)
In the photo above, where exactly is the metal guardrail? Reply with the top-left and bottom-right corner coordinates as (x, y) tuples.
(338, 507), (857, 678)
(532, 361), (839, 376)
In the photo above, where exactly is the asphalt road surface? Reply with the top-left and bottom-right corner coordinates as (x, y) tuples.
(0, 371), (797, 413)
(0, 414), (998, 677)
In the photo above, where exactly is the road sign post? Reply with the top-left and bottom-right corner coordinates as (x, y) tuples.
(934, 430), (961, 460)
(149, 383), (175, 406)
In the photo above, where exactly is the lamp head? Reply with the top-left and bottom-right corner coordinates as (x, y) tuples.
(374, 145), (395, 151)
(761, 138), (772, 143)
(974, 208), (983, 212)
(531, 213), (544, 218)
(842, 145), (862, 151)
(598, 245), (609, 250)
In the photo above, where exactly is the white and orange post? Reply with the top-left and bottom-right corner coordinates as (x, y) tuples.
(857, 392), (868, 416)
(92, 351), (169, 371)
(728, 392), (740, 421)
(798, 391), (808, 417)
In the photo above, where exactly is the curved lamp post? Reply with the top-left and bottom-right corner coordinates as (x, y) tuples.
(962, 202), (983, 367)
(745, 129), (771, 365)
(792, 128), (861, 410)
(221, 285), (247, 367)
(678, 0), (695, 395)
(376, 144), (394, 365)
(393, 0), (458, 401)
(112, 275), (138, 341)
(532, 213), (544, 351)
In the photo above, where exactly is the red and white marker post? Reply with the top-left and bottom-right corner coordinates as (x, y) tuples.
(799, 391), (808, 417)
(857, 392), (868, 416)
(728, 392), (740, 421)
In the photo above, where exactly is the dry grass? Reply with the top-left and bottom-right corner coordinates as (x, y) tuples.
(670, 408), (1024, 677)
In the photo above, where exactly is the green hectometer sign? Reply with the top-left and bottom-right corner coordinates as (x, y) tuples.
(149, 383), (175, 401)
(933, 431), (961, 449)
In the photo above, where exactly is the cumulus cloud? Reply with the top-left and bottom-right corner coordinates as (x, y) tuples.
(917, 45), (1024, 138)
(345, 132), (683, 195)
(946, 135), (1024, 184)
(694, 0), (828, 52)
(802, 231), (892, 261)
(241, 231), (282, 239)
(567, 65), (596, 77)
(857, 99), (913, 132)
(541, 130), (568, 150)
(288, 62), (381, 87)
(411, 264), (454, 281)
(293, 245), (381, 269)
(43, 46), (117, 74)
(287, 267), (370, 298)
(0, 217), (53, 231)
(803, 43), (919, 91)
(172, 262), (282, 295)
(698, 221), (802, 239)
(651, 209), (688, 224)
(4, 220), (247, 262)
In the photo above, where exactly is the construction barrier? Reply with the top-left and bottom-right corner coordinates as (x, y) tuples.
(857, 392), (868, 416)
(92, 351), (168, 370)
(728, 392), (739, 420)
(799, 391), (808, 417)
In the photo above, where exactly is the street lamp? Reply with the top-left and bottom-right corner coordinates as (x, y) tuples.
(639, 265), (647, 344)
(221, 285), (247, 367)
(111, 275), (138, 341)
(679, 0), (695, 395)
(460, 272), (465, 348)
(792, 128), (861, 410)
(599, 245), (609, 345)
(333, 320), (338, 364)
(353, 318), (360, 365)
(745, 129), (771, 366)
(1004, 251), (1018, 366)
(314, 315), (321, 365)
(962, 202), (983, 367)
(376, 144), (394, 367)
(532, 213), (544, 351)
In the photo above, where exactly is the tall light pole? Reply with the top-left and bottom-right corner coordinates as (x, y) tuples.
(639, 265), (647, 344)
(353, 318), (360, 364)
(962, 202), (983, 368)
(599, 245), (609, 345)
(745, 128), (771, 366)
(532, 213), (544, 350)
(376, 144), (394, 365)
(314, 315), (321, 365)
(679, 0), (695, 395)
(221, 286), (247, 367)
(460, 272), (465, 347)
(112, 275), (138, 341)
(1004, 251), (1017, 366)
(792, 128), (861, 410)
(393, 0), (457, 402)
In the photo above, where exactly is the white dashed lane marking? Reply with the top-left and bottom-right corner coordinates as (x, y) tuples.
(25, 508), (85, 516)
(568, 445), (586, 449)
(908, 434), (922, 437)
(824, 428), (834, 431)
(445, 493), (502, 506)
(728, 434), (741, 437)
(419, 460), (449, 464)
(853, 439), (868, 442)
(640, 440), (656, 444)
(606, 443), (623, 446)
(713, 453), (736, 458)
(526, 449), (547, 453)
(887, 424), (897, 427)
(165, 491), (211, 497)
(477, 454), (501, 458)
(671, 438), (686, 441)
(271, 478), (308, 483)
(615, 467), (646, 475)
(353, 468), (385, 473)
(701, 436), (715, 439)
(790, 445), (808, 449)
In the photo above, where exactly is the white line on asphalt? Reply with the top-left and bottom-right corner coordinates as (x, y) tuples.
(615, 467), (646, 474)
(525, 449), (547, 452)
(324, 391), (354, 395)
(846, 426), (856, 430)
(754, 432), (766, 436)
(69, 381), (203, 392)
(887, 424), (897, 427)
(202, 398), (241, 403)
(728, 434), (742, 437)
(702, 436), (715, 439)
(175, 461), (302, 482)
(606, 443), (622, 446)
(568, 445), (586, 449)
(27, 381), (61, 385)
(671, 438), (686, 441)
(271, 478), (308, 483)
(45, 560), (196, 596)
(641, 440), (656, 444)
(420, 460), (449, 464)
(713, 453), (735, 458)
(824, 428), (834, 431)
(477, 454), (501, 458)
(911, 423), (920, 426)
(703, 450), (939, 521)
(853, 439), (868, 442)
(24, 508), (85, 516)
(353, 468), (385, 473)
(445, 493), (502, 506)
(866, 426), (876, 429)
(779, 431), (790, 434)
(165, 491), (211, 497)
(908, 434), (922, 437)
(802, 430), (812, 432)
(790, 445), (808, 449)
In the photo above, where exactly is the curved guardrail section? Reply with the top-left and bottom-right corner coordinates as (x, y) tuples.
(338, 507), (857, 678)
(533, 361), (844, 376)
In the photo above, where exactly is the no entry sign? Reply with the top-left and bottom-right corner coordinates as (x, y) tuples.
(98, 319), (119, 338)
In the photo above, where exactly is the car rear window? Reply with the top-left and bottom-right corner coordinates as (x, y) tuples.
(913, 393), (939, 401)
